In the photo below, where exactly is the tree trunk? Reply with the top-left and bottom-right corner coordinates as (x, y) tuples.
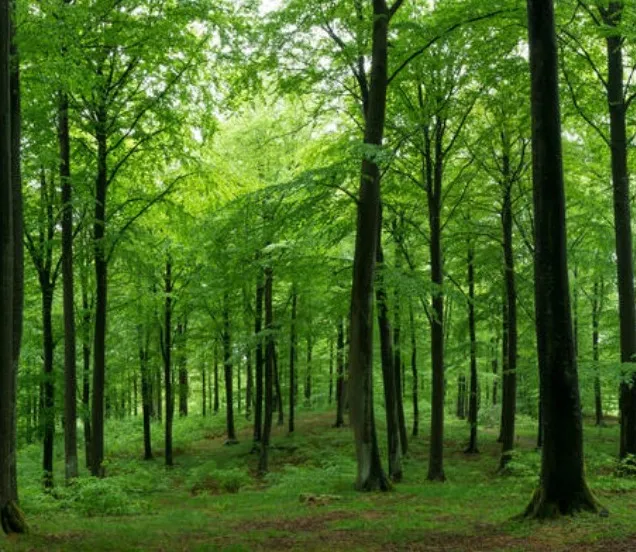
(457, 376), (466, 419)
(491, 335), (498, 406)
(9, 7), (23, 516)
(253, 275), (264, 445)
(178, 323), (188, 417)
(1, 4), (27, 528)
(305, 335), (312, 405)
(348, 0), (397, 492)
(41, 283), (55, 488)
(499, 161), (517, 469)
(523, 0), (598, 517)
(259, 266), (274, 474)
(202, 364), (207, 417)
(409, 303), (419, 437)
(162, 258), (174, 467)
(223, 294), (238, 444)
(427, 141), (445, 482)
(139, 329), (153, 460)
(274, 344), (284, 426)
(329, 338), (334, 404)
(213, 342), (219, 414)
(335, 320), (346, 428)
(599, 2), (636, 460)
(592, 279), (604, 426)
(59, 47), (77, 482)
(376, 226), (402, 482)
(289, 288), (297, 434)
(90, 105), (108, 477)
(392, 266), (407, 455)
(81, 270), (92, 468)
(466, 244), (479, 454)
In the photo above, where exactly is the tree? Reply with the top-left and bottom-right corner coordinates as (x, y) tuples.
(348, 0), (405, 492)
(523, 0), (598, 518)
(0, 0), (26, 532)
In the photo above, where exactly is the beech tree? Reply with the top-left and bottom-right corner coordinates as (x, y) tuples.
(523, 0), (598, 518)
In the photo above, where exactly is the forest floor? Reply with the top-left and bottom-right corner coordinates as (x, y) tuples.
(3, 407), (636, 551)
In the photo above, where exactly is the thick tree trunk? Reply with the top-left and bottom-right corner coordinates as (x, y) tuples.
(90, 108), (108, 477)
(259, 266), (274, 473)
(499, 166), (517, 469)
(223, 294), (238, 444)
(466, 244), (479, 454)
(376, 220), (402, 481)
(348, 0), (395, 492)
(253, 276), (264, 444)
(9, 8), (23, 516)
(289, 288), (297, 434)
(523, 0), (598, 517)
(335, 320), (346, 428)
(162, 258), (174, 466)
(409, 303), (419, 437)
(1, 4), (27, 529)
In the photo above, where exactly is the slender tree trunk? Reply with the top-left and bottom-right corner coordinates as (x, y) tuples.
(427, 149), (445, 482)
(274, 344), (284, 426)
(223, 294), (238, 444)
(592, 279), (604, 426)
(500, 171), (517, 469)
(329, 338), (334, 405)
(213, 343), (219, 414)
(409, 303), (419, 437)
(392, 266), (407, 455)
(139, 329), (152, 460)
(162, 258), (174, 467)
(253, 275), (264, 445)
(259, 266), (274, 474)
(335, 320), (346, 428)
(178, 323), (188, 417)
(599, 2), (636, 460)
(41, 283), (55, 488)
(457, 376), (466, 419)
(202, 364), (207, 417)
(376, 227), (402, 482)
(289, 288), (297, 434)
(81, 272), (92, 468)
(59, 50), (77, 482)
(466, 244), (478, 454)
(491, 335), (498, 406)
(305, 335), (312, 405)
(523, 0), (598, 517)
(90, 107), (108, 477)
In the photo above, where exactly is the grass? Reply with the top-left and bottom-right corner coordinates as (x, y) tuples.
(2, 404), (636, 551)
